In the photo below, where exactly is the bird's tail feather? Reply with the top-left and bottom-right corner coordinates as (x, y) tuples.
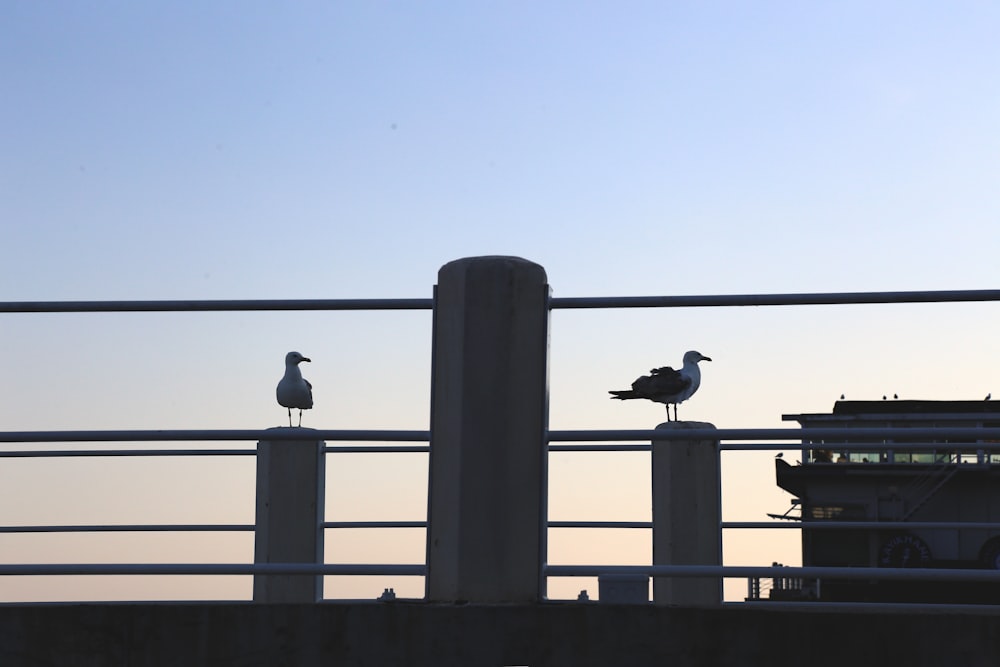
(609, 390), (637, 400)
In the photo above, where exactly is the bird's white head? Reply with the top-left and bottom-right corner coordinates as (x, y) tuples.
(683, 350), (712, 364)
(285, 351), (311, 366)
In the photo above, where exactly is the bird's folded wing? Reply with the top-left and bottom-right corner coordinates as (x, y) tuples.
(633, 370), (689, 395)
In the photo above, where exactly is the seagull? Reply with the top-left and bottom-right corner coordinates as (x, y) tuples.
(986, 393), (992, 401)
(276, 351), (313, 427)
(609, 350), (712, 421)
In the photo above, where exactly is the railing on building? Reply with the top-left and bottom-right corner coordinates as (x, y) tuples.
(3, 276), (1000, 606)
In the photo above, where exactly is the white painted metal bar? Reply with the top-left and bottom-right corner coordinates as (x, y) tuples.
(5, 288), (998, 314)
(549, 427), (1000, 441)
(3, 427), (999, 444)
(324, 445), (430, 453)
(723, 521), (1000, 530)
(0, 524), (253, 533)
(0, 429), (431, 443)
(545, 564), (1000, 583)
(548, 444), (653, 452)
(0, 449), (256, 458)
(322, 521), (426, 529)
(0, 563), (427, 576)
(0, 298), (433, 313)
(549, 521), (652, 529)
(549, 288), (1000, 309)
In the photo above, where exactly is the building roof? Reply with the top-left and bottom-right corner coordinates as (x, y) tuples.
(783, 400), (1000, 423)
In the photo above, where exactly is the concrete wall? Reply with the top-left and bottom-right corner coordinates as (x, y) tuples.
(3, 602), (1000, 667)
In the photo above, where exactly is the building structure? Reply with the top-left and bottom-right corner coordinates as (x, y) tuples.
(754, 399), (1000, 603)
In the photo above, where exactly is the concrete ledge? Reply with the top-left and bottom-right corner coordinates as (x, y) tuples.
(2, 602), (1000, 666)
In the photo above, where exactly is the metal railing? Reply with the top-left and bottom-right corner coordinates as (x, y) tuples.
(0, 432), (431, 586)
(4, 286), (1000, 605)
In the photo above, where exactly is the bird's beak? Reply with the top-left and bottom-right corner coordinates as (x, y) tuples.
(702, 355), (712, 362)
(301, 357), (312, 363)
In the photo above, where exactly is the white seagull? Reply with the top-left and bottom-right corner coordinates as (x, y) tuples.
(609, 350), (712, 421)
(276, 351), (313, 427)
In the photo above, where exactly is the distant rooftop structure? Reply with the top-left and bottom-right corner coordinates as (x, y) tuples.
(788, 399), (1000, 421)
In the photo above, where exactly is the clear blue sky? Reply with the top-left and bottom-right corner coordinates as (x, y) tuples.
(2, 2), (998, 601)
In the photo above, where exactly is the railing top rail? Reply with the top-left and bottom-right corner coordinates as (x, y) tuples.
(3, 288), (998, 314)
(4, 426), (1000, 444)
(0, 429), (431, 443)
(550, 289), (1000, 309)
(544, 564), (1000, 583)
(0, 298), (433, 313)
(548, 427), (1000, 442)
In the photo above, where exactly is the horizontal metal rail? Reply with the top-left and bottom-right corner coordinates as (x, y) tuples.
(549, 521), (652, 529)
(0, 449), (256, 458)
(0, 563), (427, 576)
(0, 524), (253, 533)
(550, 289), (1000, 309)
(0, 298), (433, 313)
(5, 289), (998, 314)
(322, 521), (426, 529)
(324, 445), (430, 454)
(0, 446), (428, 457)
(545, 564), (1000, 583)
(0, 430), (431, 443)
(549, 428), (1000, 442)
(5, 427), (999, 444)
(549, 443), (653, 452)
(4, 441), (994, 456)
(723, 521), (1000, 530)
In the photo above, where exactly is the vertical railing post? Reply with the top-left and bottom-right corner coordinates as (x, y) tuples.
(651, 421), (722, 606)
(426, 256), (550, 603)
(253, 428), (325, 602)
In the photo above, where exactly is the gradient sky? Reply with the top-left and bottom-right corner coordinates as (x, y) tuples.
(2, 2), (999, 602)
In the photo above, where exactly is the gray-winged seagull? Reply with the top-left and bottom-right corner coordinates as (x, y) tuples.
(277, 351), (313, 427)
(609, 350), (711, 421)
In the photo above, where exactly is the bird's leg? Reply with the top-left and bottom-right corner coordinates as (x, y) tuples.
(673, 404), (679, 422)
(297, 409), (303, 428)
(287, 408), (293, 427)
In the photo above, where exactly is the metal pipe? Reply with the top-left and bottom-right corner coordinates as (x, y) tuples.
(0, 298), (433, 313)
(323, 446), (430, 454)
(0, 563), (427, 576)
(0, 449), (256, 458)
(544, 564), (1000, 583)
(4, 427), (1000, 444)
(548, 521), (652, 529)
(550, 289), (1000, 309)
(722, 521), (1000, 530)
(322, 521), (426, 529)
(548, 427), (1000, 442)
(0, 429), (431, 443)
(6, 289), (997, 314)
(0, 524), (254, 533)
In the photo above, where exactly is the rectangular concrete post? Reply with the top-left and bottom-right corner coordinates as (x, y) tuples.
(426, 256), (550, 603)
(253, 428), (325, 603)
(652, 422), (721, 606)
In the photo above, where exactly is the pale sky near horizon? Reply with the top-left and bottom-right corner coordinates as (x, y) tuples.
(2, 2), (999, 602)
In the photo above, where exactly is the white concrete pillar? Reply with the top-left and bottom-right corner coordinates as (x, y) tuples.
(253, 428), (325, 603)
(651, 421), (721, 606)
(426, 256), (550, 603)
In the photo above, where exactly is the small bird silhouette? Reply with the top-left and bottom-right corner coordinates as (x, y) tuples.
(276, 351), (313, 427)
(609, 350), (712, 422)
(986, 393), (992, 401)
